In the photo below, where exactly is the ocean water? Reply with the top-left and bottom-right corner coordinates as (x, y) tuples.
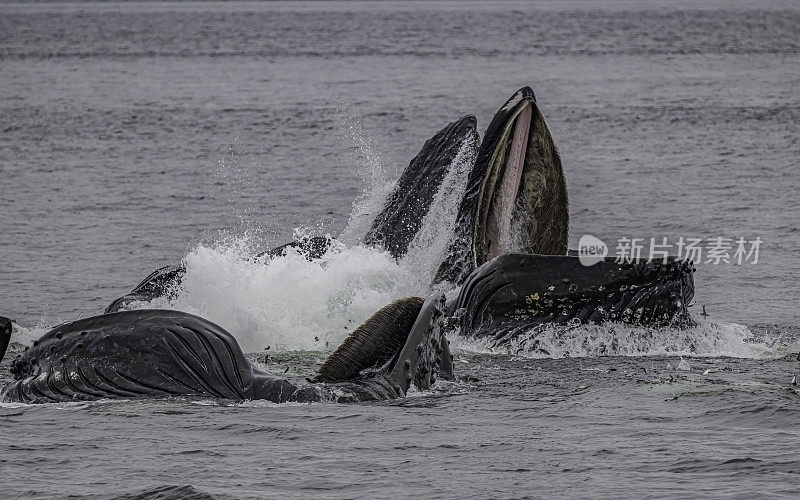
(1, 1), (799, 498)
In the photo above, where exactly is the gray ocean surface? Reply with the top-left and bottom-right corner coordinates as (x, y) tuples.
(1, 1), (799, 498)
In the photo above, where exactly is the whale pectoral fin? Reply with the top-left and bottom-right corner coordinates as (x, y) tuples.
(0, 316), (12, 364)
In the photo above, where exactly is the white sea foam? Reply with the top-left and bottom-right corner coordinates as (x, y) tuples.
(9, 320), (50, 347)
(129, 237), (420, 353)
(449, 317), (770, 359)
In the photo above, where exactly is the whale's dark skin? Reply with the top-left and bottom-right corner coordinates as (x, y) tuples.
(365, 115), (479, 258)
(0, 317), (11, 367)
(2, 296), (452, 404)
(4, 310), (295, 403)
(452, 254), (695, 342)
(104, 265), (185, 314)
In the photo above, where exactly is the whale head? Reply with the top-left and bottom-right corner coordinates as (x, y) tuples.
(435, 87), (569, 286)
(454, 253), (695, 337)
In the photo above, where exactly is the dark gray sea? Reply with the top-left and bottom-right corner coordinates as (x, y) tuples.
(1, 1), (799, 498)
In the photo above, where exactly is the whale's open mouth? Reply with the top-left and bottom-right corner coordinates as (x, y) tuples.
(473, 87), (569, 267)
(484, 103), (532, 259)
(432, 87), (569, 287)
(292, 295), (454, 402)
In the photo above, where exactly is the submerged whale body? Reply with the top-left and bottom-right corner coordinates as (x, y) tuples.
(1, 297), (452, 404)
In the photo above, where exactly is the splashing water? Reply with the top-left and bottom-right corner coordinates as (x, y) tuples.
(119, 130), (477, 353)
(131, 237), (418, 353)
(8, 321), (48, 348)
(337, 110), (397, 247)
(401, 136), (477, 287)
(450, 318), (770, 359)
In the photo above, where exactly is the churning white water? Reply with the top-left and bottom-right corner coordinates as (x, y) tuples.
(92, 128), (476, 353)
(143, 238), (417, 353)
(450, 318), (770, 359)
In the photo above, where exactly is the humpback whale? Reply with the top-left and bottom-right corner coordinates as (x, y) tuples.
(0, 296), (452, 403)
(0, 86), (697, 404)
(104, 85), (692, 331)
